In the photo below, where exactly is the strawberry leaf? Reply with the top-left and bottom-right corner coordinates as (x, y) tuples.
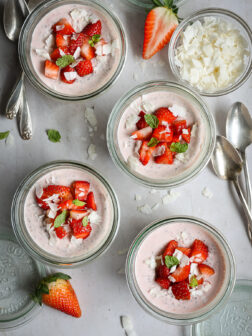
(46, 129), (61, 143)
(89, 34), (100, 47)
(56, 55), (75, 68)
(165, 255), (179, 269)
(73, 199), (85, 206)
(170, 142), (188, 153)
(147, 137), (159, 147)
(0, 131), (10, 140)
(82, 216), (88, 227)
(54, 210), (67, 228)
(144, 114), (159, 129)
(189, 276), (198, 288)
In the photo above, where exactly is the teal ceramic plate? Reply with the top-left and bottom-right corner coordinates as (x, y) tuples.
(191, 279), (252, 336)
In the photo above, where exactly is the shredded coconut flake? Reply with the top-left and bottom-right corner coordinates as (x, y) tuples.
(138, 204), (152, 215)
(162, 190), (180, 204)
(87, 144), (97, 161)
(201, 187), (213, 199)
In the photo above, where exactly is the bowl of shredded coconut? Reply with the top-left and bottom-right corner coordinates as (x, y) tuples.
(168, 8), (252, 96)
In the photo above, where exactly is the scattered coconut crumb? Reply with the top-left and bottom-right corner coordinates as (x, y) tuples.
(162, 190), (180, 204)
(135, 194), (142, 201)
(117, 267), (125, 275)
(120, 316), (137, 336)
(149, 189), (157, 194)
(5, 133), (14, 148)
(133, 73), (139, 81)
(87, 144), (97, 160)
(201, 187), (213, 199)
(138, 204), (152, 215)
(117, 248), (128, 256)
(85, 107), (97, 128)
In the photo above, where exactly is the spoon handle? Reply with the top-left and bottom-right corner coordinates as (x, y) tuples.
(233, 178), (252, 242)
(241, 151), (252, 209)
(17, 85), (32, 140)
(5, 72), (24, 119)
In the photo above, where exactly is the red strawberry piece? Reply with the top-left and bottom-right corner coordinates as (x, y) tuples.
(56, 33), (70, 47)
(69, 33), (86, 55)
(155, 107), (177, 124)
(72, 181), (90, 201)
(189, 239), (208, 263)
(136, 111), (148, 130)
(152, 125), (173, 142)
(172, 134), (181, 143)
(172, 120), (187, 135)
(71, 219), (92, 239)
(172, 280), (190, 300)
(171, 265), (190, 282)
(131, 126), (152, 141)
(44, 60), (60, 80)
(86, 192), (97, 211)
(182, 127), (191, 144)
(176, 247), (192, 256)
(83, 20), (102, 36)
(50, 47), (70, 61)
(70, 210), (90, 220)
(58, 200), (85, 211)
(162, 240), (178, 261)
(153, 142), (167, 156)
(197, 277), (204, 285)
(139, 140), (156, 166)
(157, 265), (170, 279)
(75, 60), (93, 77)
(36, 185), (72, 209)
(198, 264), (215, 276)
(155, 146), (173, 164)
(156, 277), (170, 290)
(55, 226), (67, 239)
(60, 65), (77, 84)
(142, 5), (178, 59)
(52, 18), (75, 35)
(80, 36), (96, 60)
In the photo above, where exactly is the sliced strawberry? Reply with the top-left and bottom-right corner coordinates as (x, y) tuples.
(172, 120), (187, 135)
(82, 20), (102, 36)
(142, 5), (178, 59)
(139, 140), (155, 166)
(155, 107), (177, 124)
(86, 192), (97, 211)
(182, 127), (191, 144)
(50, 47), (70, 61)
(157, 265), (170, 279)
(58, 200), (85, 211)
(55, 226), (67, 239)
(36, 185), (72, 209)
(198, 264), (215, 276)
(44, 60), (60, 80)
(172, 134), (181, 143)
(156, 277), (170, 290)
(131, 126), (152, 140)
(56, 33), (70, 47)
(136, 111), (148, 130)
(60, 65), (77, 84)
(155, 146), (173, 164)
(80, 36), (96, 60)
(176, 247), (192, 256)
(172, 281), (190, 300)
(197, 277), (204, 285)
(171, 265), (190, 282)
(52, 18), (75, 35)
(75, 60), (93, 77)
(71, 219), (92, 239)
(189, 239), (208, 263)
(69, 33), (86, 55)
(72, 181), (90, 201)
(70, 210), (90, 220)
(152, 125), (173, 142)
(162, 240), (178, 261)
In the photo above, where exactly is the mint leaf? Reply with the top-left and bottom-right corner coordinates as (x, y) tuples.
(82, 216), (88, 227)
(0, 131), (10, 140)
(73, 199), (85, 207)
(144, 114), (159, 129)
(165, 255), (179, 269)
(170, 142), (188, 153)
(46, 129), (61, 143)
(54, 210), (67, 228)
(189, 276), (198, 288)
(89, 34), (101, 47)
(147, 137), (159, 147)
(56, 55), (75, 68)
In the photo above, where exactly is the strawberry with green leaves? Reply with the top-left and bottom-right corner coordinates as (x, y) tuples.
(143, 0), (179, 59)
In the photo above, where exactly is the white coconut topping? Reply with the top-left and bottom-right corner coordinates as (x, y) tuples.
(55, 25), (65, 31)
(138, 204), (152, 215)
(70, 8), (89, 32)
(64, 71), (77, 81)
(84, 106), (97, 128)
(162, 190), (180, 204)
(73, 46), (81, 59)
(35, 49), (50, 60)
(201, 187), (213, 199)
(35, 186), (43, 199)
(127, 156), (139, 170)
(45, 34), (54, 50)
(145, 255), (157, 269)
(87, 144), (97, 161)
(126, 114), (140, 130)
(135, 194), (142, 201)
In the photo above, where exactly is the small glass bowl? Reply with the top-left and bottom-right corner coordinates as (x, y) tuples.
(125, 0), (188, 10)
(11, 161), (120, 268)
(168, 8), (252, 97)
(18, 0), (126, 101)
(107, 80), (216, 189)
(126, 216), (236, 325)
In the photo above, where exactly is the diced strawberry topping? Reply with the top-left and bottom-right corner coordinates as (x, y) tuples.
(152, 125), (173, 142)
(155, 146), (173, 164)
(72, 181), (90, 201)
(55, 226), (67, 239)
(75, 60), (93, 77)
(131, 126), (152, 141)
(139, 140), (156, 166)
(82, 20), (102, 36)
(171, 265), (190, 282)
(198, 264), (215, 276)
(197, 278), (204, 285)
(71, 219), (92, 239)
(58, 200), (85, 211)
(155, 107), (177, 124)
(171, 281), (191, 300)
(70, 210), (90, 220)
(60, 65), (77, 84)
(69, 33), (86, 55)
(80, 36), (96, 60)
(136, 111), (148, 130)
(56, 33), (70, 47)
(52, 18), (75, 35)
(176, 247), (192, 256)
(44, 60), (60, 80)
(189, 239), (208, 263)
(157, 265), (170, 279)
(36, 185), (72, 209)
(172, 120), (187, 135)
(86, 192), (97, 211)
(162, 240), (178, 260)
(50, 47), (70, 61)
(182, 127), (191, 143)
(156, 277), (170, 290)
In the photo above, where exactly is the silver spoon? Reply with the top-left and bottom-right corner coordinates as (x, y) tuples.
(212, 135), (252, 242)
(226, 102), (252, 239)
(3, 0), (32, 140)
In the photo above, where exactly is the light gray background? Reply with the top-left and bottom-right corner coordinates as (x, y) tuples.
(0, 0), (252, 335)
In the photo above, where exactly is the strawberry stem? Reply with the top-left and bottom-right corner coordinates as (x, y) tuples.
(151, 0), (178, 14)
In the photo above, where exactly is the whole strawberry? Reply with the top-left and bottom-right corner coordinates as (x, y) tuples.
(32, 273), (81, 318)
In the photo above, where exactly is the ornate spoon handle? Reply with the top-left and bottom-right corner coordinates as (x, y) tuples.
(17, 85), (32, 140)
(5, 72), (24, 119)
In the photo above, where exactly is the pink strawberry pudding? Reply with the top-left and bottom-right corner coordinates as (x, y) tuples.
(29, 2), (123, 97)
(23, 167), (114, 259)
